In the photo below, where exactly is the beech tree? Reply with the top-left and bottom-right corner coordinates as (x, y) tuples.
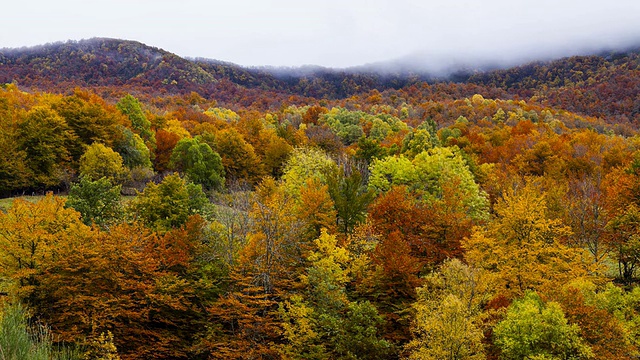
(0, 194), (90, 303)
(128, 173), (209, 232)
(78, 142), (128, 184)
(464, 181), (591, 299)
(407, 259), (491, 360)
(170, 136), (225, 190)
(280, 230), (391, 359)
(116, 94), (155, 148)
(18, 106), (76, 187)
(494, 292), (593, 360)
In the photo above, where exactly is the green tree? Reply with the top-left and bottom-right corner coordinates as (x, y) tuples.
(116, 94), (155, 148)
(112, 127), (152, 169)
(606, 204), (640, 284)
(282, 147), (338, 196)
(369, 147), (488, 220)
(128, 174), (209, 231)
(327, 167), (375, 235)
(66, 177), (123, 227)
(170, 136), (225, 190)
(494, 291), (593, 360)
(401, 129), (436, 159)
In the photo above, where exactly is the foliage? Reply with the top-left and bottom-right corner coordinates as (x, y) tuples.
(116, 94), (155, 148)
(464, 181), (591, 299)
(407, 259), (492, 360)
(282, 147), (338, 196)
(170, 136), (225, 190)
(494, 291), (593, 360)
(0, 194), (90, 302)
(112, 127), (152, 169)
(280, 230), (391, 359)
(18, 106), (76, 188)
(369, 147), (488, 221)
(128, 173), (209, 231)
(78, 143), (128, 184)
(327, 167), (375, 235)
(66, 177), (123, 227)
(83, 331), (120, 360)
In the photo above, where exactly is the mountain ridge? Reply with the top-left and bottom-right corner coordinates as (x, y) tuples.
(2, 37), (640, 123)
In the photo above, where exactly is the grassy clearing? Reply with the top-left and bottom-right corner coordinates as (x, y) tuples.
(0, 195), (135, 212)
(0, 196), (53, 211)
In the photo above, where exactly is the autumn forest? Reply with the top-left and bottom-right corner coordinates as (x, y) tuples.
(1, 38), (640, 359)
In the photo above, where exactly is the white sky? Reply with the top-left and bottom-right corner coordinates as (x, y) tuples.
(2, 1), (640, 68)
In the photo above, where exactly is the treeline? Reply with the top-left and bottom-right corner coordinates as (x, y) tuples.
(3, 82), (640, 359)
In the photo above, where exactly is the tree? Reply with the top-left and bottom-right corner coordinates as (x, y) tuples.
(401, 129), (436, 159)
(112, 126), (152, 169)
(407, 259), (491, 360)
(296, 177), (337, 242)
(38, 221), (207, 359)
(606, 204), (640, 284)
(66, 176), (123, 227)
(464, 181), (591, 300)
(78, 143), (128, 184)
(203, 179), (302, 359)
(116, 94), (155, 148)
(18, 106), (76, 188)
(369, 147), (488, 221)
(553, 285), (635, 360)
(170, 136), (225, 190)
(154, 129), (182, 173)
(280, 230), (391, 359)
(128, 173), (209, 232)
(0, 194), (90, 304)
(52, 89), (124, 161)
(282, 147), (338, 196)
(565, 175), (609, 268)
(327, 166), (375, 235)
(494, 291), (593, 360)
(213, 128), (264, 185)
(0, 114), (29, 193)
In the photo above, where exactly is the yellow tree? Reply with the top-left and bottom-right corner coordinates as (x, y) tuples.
(0, 194), (90, 302)
(407, 259), (491, 360)
(463, 181), (592, 299)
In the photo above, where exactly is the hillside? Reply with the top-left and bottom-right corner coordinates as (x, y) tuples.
(0, 38), (425, 103)
(468, 48), (640, 124)
(5, 37), (640, 359)
(3, 38), (640, 125)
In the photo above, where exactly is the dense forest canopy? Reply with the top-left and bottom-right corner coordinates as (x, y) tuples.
(2, 38), (640, 359)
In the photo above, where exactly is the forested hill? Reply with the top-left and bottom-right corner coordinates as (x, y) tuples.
(0, 38), (424, 101)
(467, 48), (640, 124)
(2, 38), (640, 124)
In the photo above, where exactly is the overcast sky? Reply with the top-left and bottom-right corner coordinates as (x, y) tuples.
(2, 1), (639, 68)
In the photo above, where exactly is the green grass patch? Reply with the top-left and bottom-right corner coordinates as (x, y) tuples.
(0, 195), (136, 212)
(0, 196), (53, 211)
